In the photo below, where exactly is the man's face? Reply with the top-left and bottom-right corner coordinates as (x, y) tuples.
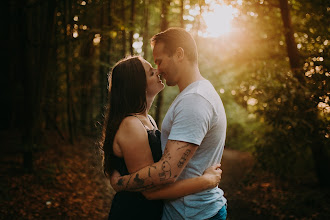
(152, 42), (178, 86)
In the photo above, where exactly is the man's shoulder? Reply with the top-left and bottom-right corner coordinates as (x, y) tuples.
(168, 80), (224, 118)
(182, 81), (222, 107)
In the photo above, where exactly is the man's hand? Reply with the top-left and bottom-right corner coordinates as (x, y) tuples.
(202, 164), (222, 188)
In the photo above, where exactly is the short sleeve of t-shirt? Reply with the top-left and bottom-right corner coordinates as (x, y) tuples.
(168, 93), (213, 146)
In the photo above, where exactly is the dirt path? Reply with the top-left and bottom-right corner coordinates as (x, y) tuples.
(0, 137), (115, 219)
(221, 149), (254, 192)
(220, 149), (265, 220)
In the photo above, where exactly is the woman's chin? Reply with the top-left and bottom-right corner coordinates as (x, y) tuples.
(156, 87), (165, 95)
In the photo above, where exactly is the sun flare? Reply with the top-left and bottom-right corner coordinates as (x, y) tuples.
(201, 3), (238, 37)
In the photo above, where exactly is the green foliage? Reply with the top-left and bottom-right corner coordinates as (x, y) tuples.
(215, 0), (330, 181)
(224, 102), (261, 152)
(234, 59), (329, 178)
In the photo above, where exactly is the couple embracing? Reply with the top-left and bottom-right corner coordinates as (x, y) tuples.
(101, 27), (227, 220)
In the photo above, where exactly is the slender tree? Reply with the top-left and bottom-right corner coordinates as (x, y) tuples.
(120, 0), (127, 56)
(22, 0), (57, 171)
(63, 0), (75, 144)
(97, 0), (113, 129)
(80, 34), (95, 134)
(155, 0), (170, 125)
(180, 0), (184, 28)
(142, 0), (150, 60)
(278, 0), (304, 83)
(129, 0), (136, 55)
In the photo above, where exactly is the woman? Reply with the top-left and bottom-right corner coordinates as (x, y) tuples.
(101, 56), (221, 219)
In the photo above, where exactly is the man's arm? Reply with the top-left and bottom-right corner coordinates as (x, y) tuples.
(111, 140), (198, 192)
(142, 164), (222, 200)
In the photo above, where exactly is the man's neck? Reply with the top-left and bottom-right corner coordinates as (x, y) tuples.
(177, 64), (204, 92)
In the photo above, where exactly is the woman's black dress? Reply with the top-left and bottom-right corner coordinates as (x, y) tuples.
(108, 119), (163, 220)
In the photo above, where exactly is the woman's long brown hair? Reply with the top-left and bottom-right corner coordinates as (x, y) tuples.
(101, 56), (147, 176)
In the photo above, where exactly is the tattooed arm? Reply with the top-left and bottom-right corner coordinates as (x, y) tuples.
(142, 164), (222, 200)
(111, 139), (199, 192)
(110, 163), (222, 199)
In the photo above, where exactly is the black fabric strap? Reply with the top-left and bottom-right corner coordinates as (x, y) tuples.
(147, 115), (156, 128)
(128, 115), (149, 130)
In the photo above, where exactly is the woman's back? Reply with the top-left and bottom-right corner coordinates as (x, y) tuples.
(108, 115), (163, 220)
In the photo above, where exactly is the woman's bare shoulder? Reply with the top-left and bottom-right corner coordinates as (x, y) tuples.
(116, 116), (148, 149)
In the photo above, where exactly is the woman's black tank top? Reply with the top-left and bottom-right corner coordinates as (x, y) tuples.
(108, 116), (163, 220)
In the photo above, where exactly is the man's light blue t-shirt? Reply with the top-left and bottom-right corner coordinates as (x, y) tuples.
(161, 80), (227, 220)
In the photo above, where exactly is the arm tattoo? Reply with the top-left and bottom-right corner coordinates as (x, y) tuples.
(159, 161), (172, 181)
(161, 147), (171, 161)
(177, 149), (191, 168)
(176, 143), (191, 150)
(125, 175), (133, 190)
(117, 178), (124, 186)
(148, 165), (157, 177)
(129, 183), (157, 191)
(133, 173), (144, 185)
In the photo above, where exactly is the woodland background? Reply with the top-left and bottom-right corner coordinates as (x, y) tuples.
(1, 0), (329, 219)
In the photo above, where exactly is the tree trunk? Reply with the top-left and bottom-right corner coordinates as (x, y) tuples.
(310, 132), (330, 187)
(22, 0), (57, 171)
(129, 0), (136, 55)
(278, 0), (304, 83)
(160, 0), (169, 31)
(80, 34), (95, 134)
(155, 0), (170, 125)
(64, 0), (75, 144)
(97, 0), (113, 133)
(180, 0), (184, 28)
(195, 0), (204, 44)
(120, 0), (126, 57)
(5, 0), (18, 130)
(142, 0), (150, 60)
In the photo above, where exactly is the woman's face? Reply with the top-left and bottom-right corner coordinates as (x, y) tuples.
(141, 58), (165, 97)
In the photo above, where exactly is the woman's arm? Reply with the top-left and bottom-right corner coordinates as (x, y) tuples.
(142, 164), (222, 200)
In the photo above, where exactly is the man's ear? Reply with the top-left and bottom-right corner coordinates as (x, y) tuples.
(175, 47), (184, 61)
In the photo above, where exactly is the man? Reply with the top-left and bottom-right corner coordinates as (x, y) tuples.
(111, 27), (227, 219)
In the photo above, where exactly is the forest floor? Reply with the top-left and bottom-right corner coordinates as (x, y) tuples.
(1, 134), (330, 219)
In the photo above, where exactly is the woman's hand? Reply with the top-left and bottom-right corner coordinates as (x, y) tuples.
(202, 164), (222, 188)
(110, 170), (122, 192)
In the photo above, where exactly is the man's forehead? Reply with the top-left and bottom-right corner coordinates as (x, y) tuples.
(153, 42), (166, 54)
(153, 42), (166, 62)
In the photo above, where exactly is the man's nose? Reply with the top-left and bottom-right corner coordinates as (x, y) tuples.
(157, 72), (163, 80)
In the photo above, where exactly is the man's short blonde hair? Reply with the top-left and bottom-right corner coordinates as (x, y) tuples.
(151, 27), (198, 63)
